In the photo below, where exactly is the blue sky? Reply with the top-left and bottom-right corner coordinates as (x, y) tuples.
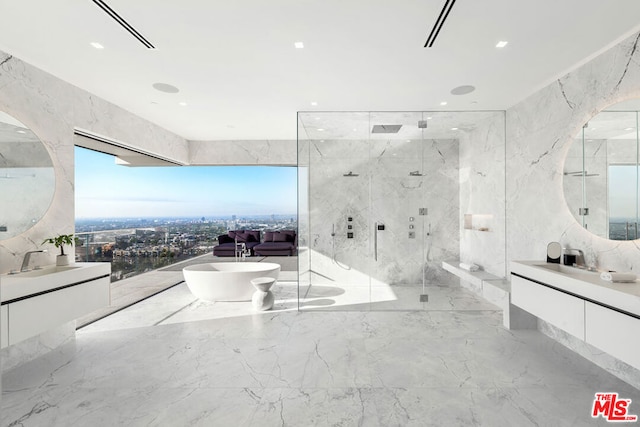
(75, 147), (297, 218)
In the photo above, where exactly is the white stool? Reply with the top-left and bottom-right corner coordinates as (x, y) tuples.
(251, 277), (276, 311)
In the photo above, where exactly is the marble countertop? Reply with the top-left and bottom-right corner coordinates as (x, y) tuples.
(511, 260), (640, 317)
(1, 262), (110, 303)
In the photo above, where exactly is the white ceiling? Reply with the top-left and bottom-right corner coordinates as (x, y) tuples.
(1, 0), (640, 141)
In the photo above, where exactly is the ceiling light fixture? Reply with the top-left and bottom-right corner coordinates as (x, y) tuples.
(440, 101), (448, 106)
(317, 128), (325, 132)
(451, 127), (459, 130)
(179, 102), (187, 106)
(294, 42), (304, 49)
(16, 130), (26, 134)
(625, 127), (634, 131)
(90, 42), (104, 49)
(496, 41), (508, 48)
(310, 101), (318, 106)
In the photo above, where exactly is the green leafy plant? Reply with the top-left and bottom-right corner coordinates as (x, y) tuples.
(42, 234), (76, 256)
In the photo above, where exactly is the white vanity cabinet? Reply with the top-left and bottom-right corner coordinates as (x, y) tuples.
(511, 261), (640, 370)
(1, 263), (110, 348)
(511, 274), (585, 339)
(585, 302), (640, 370)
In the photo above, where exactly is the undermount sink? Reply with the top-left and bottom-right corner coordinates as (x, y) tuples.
(533, 263), (598, 275)
(1, 262), (110, 303)
(8, 265), (81, 278)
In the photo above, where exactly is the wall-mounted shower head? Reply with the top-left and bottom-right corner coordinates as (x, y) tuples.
(343, 171), (359, 177)
(409, 171), (424, 176)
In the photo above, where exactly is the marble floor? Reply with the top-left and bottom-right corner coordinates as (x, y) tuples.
(2, 279), (639, 426)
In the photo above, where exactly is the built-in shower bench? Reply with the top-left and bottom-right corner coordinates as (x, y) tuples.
(442, 260), (536, 329)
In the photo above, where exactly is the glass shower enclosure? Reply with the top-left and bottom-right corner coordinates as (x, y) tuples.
(298, 111), (463, 311)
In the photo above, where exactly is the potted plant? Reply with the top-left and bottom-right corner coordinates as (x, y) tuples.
(43, 234), (76, 266)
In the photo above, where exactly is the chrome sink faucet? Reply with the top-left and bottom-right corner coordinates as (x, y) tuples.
(20, 250), (47, 272)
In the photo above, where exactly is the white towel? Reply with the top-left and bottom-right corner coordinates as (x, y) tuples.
(459, 262), (480, 272)
(600, 272), (637, 283)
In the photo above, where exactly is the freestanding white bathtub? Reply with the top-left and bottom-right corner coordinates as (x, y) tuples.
(182, 262), (280, 301)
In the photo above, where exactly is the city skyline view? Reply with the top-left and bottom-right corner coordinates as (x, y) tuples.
(75, 147), (297, 219)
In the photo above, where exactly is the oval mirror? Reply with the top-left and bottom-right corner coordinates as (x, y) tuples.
(563, 99), (640, 241)
(0, 111), (55, 239)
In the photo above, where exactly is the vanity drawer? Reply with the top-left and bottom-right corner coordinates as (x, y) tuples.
(511, 275), (585, 339)
(585, 302), (640, 370)
(8, 276), (110, 345)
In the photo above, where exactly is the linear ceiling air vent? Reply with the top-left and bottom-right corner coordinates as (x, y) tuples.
(372, 125), (403, 134)
(92, 0), (155, 49)
(424, 0), (457, 48)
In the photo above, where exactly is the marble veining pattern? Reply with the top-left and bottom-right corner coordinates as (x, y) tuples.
(2, 281), (638, 426)
(506, 31), (640, 274)
(306, 137), (460, 291)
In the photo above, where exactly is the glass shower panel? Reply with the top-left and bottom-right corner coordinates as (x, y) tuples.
(298, 112), (373, 310)
(297, 110), (471, 311)
(368, 112), (429, 310)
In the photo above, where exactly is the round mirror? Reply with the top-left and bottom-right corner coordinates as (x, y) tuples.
(0, 111), (55, 239)
(564, 99), (640, 241)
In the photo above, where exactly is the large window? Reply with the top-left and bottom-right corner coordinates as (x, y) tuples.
(75, 146), (296, 281)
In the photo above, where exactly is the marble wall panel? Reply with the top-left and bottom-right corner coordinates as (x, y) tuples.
(506, 32), (640, 273)
(189, 139), (296, 165)
(459, 112), (506, 277)
(307, 138), (459, 288)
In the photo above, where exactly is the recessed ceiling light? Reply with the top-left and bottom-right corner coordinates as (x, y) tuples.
(451, 127), (459, 131)
(320, 140), (325, 142)
(496, 41), (508, 48)
(406, 139), (411, 142)
(90, 42), (104, 49)
(179, 101), (187, 106)
(353, 128), (357, 131)
(315, 117), (321, 120)
(310, 101), (318, 106)
(624, 127), (634, 131)
(427, 116), (433, 120)
(317, 128), (325, 132)
(440, 101), (447, 106)
(294, 42), (304, 49)
(16, 130), (26, 134)
(153, 83), (180, 93)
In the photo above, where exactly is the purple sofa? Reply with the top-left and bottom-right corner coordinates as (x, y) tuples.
(213, 230), (261, 257)
(253, 230), (297, 256)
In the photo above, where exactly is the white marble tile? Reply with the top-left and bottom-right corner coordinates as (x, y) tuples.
(3, 282), (639, 426)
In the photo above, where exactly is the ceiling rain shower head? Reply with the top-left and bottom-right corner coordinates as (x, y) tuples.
(343, 171), (359, 177)
(409, 171), (424, 176)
